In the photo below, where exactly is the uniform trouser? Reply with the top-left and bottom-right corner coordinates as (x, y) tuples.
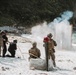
(9, 50), (15, 57)
(2, 44), (7, 57)
(48, 51), (56, 67)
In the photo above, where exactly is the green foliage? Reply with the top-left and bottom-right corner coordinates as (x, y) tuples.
(0, 0), (76, 27)
(0, 15), (16, 26)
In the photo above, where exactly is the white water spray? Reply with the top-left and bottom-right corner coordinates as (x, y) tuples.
(31, 11), (73, 50)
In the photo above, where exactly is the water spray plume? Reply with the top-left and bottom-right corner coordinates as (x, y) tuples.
(31, 11), (73, 50)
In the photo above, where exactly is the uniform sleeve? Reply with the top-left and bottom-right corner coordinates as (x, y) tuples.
(53, 40), (57, 46)
(28, 49), (34, 57)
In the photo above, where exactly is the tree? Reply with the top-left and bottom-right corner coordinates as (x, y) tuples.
(0, 0), (76, 27)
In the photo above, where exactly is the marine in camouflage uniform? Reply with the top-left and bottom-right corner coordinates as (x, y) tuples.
(47, 33), (57, 67)
(0, 31), (3, 56)
(8, 40), (17, 57)
(1, 31), (8, 57)
(29, 42), (41, 59)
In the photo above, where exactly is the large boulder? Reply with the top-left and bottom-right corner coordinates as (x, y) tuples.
(29, 58), (53, 70)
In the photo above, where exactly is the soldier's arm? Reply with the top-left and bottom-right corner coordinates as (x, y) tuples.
(29, 49), (33, 56)
(53, 40), (57, 46)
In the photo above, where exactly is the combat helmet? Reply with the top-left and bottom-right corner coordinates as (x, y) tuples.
(47, 33), (53, 37)
(32, 42), (37, 46)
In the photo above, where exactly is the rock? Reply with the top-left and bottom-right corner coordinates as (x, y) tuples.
(29, 58), (53, 70)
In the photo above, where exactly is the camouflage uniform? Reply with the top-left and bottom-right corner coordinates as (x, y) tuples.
(8, 40), (17, 57)
(1, 31), (8, 57)
(47, 33), (57, 67)
(29, 42), (41, 59)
